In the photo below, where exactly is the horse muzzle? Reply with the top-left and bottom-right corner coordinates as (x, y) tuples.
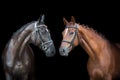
(45, 44), (56, 57)
(59, 47), (69, 56)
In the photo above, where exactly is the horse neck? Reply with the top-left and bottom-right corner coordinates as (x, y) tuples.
(13, 23), (34, 54)
(78, 25), (109, 61)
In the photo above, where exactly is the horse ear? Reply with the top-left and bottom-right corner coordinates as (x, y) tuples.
(71, 16), (76, 24)
(40, 14), (45, 24)
(38, 14), (45, 24)
(63, 17), (68, 25)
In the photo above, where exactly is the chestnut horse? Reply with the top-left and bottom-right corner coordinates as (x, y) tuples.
(59, 16), (120, 80)
(2, 15), (56, 80)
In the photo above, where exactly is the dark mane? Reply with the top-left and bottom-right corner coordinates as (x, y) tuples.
(12, 21), (36, 38)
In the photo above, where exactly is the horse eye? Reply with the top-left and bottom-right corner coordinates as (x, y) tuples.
(69, 32), (74, 35)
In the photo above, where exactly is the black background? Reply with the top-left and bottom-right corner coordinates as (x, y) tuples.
(0, 2), (120, 80)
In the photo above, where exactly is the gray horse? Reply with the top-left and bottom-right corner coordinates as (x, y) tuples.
(2, 15), (56, 80)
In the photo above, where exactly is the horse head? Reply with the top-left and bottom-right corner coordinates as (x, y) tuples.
(30, 14), (56, 57)
(59, 16), (80, 56)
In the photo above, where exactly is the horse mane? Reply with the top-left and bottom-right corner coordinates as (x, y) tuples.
(3, 21), (36, 53)
(80, 24), (106, 40)
(12, 21), (36, 39)
(115, 43), (120, 49)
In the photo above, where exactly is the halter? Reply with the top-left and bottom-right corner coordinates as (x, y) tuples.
(62, 24), (80, 49)
(34, 22), (53, 51)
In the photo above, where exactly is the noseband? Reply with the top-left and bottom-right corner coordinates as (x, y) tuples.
(34, 22), (53, 50)
(62, 24), (80, 49)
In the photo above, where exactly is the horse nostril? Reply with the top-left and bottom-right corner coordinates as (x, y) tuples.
(52, 51), (55, 55)
(59, 48), (69, 56)
(59, 48), (66, 55)
(60, 48), (66, 54)
(62, 49), (65, 53)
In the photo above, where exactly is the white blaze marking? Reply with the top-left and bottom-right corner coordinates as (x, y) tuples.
(64, 28), (68, 36)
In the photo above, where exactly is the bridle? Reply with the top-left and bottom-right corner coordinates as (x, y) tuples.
(34, 22), (53, 51)
(62, 24), (80, 49)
